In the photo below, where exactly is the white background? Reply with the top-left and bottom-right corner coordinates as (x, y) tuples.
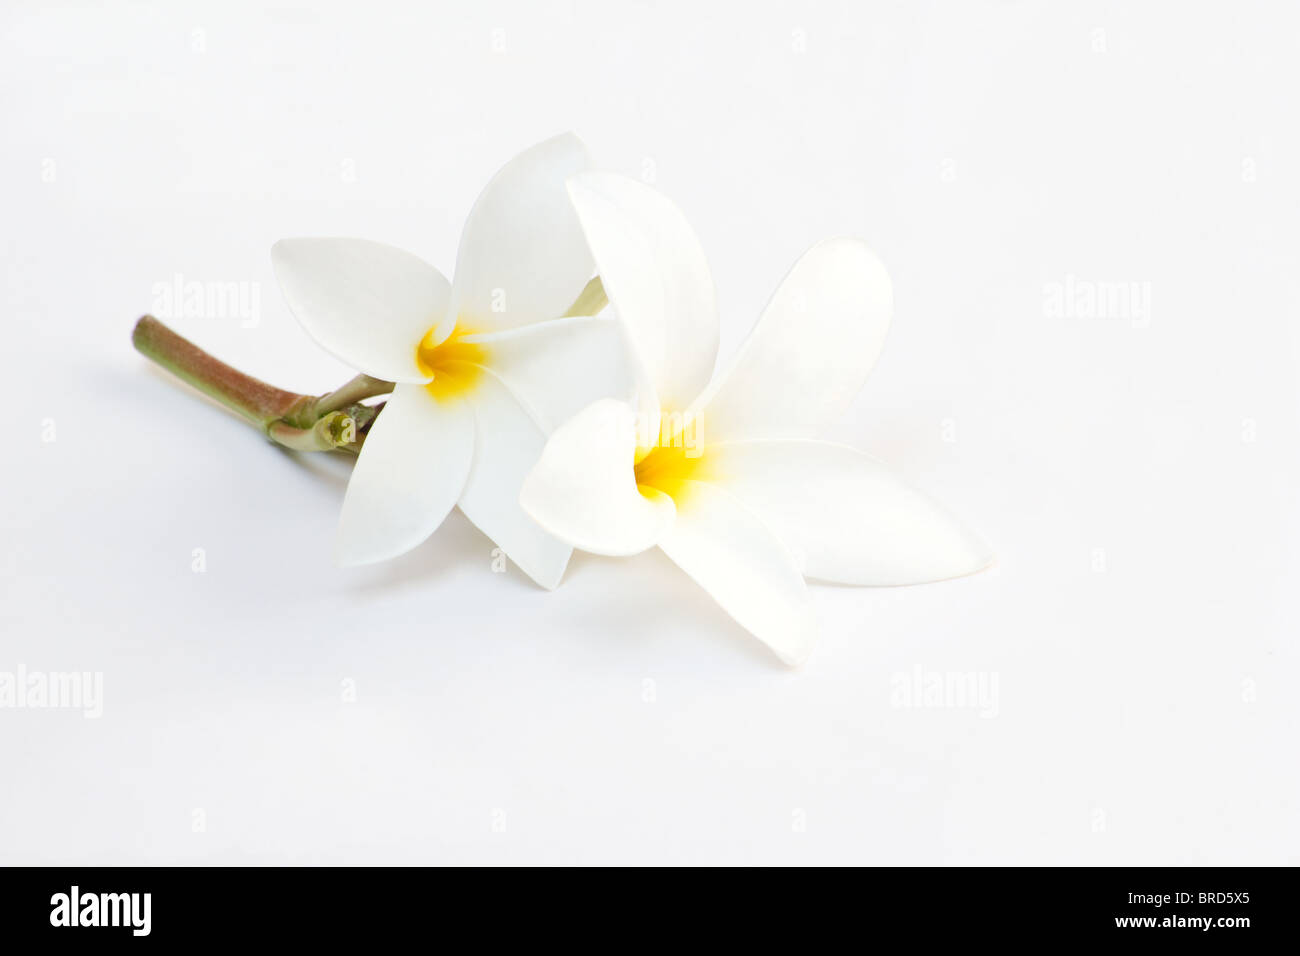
(3, 0), (1297, 865)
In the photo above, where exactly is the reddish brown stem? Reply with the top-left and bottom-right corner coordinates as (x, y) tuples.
(131, 315), (385, 451)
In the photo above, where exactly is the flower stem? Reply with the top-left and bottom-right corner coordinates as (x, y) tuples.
(131, 315), (386, 452)
(564, 276), (608, 317)
(304, 373), (394, 419)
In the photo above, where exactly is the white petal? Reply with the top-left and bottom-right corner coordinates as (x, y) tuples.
(520, 398), (675, 557)
(271, 238), (447, 383)
(657, 480), (816, 666)
(566, 171), (718, 415)
(691, 238), (892, 442)
(705, 440), (993, 585)
(457, 370), (573, 589)
(336, 385), (474, 566)
(441, 133), (595, 341)
(463, 316), (633, 433)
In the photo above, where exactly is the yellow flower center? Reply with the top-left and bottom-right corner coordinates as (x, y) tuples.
(634, 411), (711, 501)
(416, 325), (489, 401)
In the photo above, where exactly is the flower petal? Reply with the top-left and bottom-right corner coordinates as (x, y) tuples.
(705, 440), (993, 585)
(441, 133), (595, 341)
(520, 398), (675, 557)
(691, 238), (892, 442)
(457, 370), (572, 589)
(462, 315), (633, 433)
(336, 385), (474, 566)
(271, 238), (447, 383)
(566, 171), (718, 416)
(657, 480), (816, 666)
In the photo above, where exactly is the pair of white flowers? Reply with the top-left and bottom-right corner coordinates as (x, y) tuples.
(271, 134), (992, 665)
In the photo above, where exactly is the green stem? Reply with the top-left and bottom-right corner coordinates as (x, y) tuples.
(131, 315), (384, 452)
(299, 374), (394, 421)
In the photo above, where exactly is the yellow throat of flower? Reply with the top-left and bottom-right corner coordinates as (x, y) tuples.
(634, 413), (711, 501)
(416, 325), (488, 401)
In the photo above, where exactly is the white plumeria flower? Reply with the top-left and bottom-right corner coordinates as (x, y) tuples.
(270, 134), (630, 588)
(520, 172), (993, 664)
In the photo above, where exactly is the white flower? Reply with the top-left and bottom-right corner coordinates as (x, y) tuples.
(520, 172), (993, 664)
(270, 134), (631, 588)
